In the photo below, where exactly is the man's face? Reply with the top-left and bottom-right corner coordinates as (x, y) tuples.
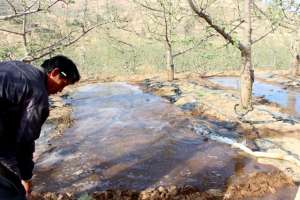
(47, 68), (70, 94)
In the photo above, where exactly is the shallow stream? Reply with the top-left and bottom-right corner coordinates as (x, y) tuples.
(209, 77), (300, 118)
(33, 83), (296, 199)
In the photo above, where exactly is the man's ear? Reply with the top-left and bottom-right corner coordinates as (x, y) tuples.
(49, 68), (60, 77)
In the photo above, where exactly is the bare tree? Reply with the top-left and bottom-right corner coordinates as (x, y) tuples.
(129, 0), (212, 81)
(291, 33), (300, 76)
(271, 0), (300, 76)
(188, 0), (277, 112)
(0, 0), (111, 62)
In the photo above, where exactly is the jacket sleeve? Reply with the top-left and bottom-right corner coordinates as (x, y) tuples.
(16, 95), (49, 180)
(16, 142), (35, 180)
(17, 96), (49, 144)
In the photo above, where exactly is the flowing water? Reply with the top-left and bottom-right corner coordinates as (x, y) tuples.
(209, 77), (300, 118)
(34, 83), (296, 198)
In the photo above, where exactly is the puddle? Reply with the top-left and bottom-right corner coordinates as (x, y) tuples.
(209, 77), (300, 117)
(34, 83), (296, 198)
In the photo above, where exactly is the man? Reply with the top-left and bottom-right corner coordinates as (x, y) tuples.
(0, 55), (80, 200)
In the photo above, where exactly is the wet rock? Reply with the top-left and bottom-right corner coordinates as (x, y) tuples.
(73, 169), (83, 176)
(143, 79), (151, 87)
(157, 186), (166, 193)
(206, 189), (223, 197)
(168, 186), (178, 196)
(163, 95), (179, 103)
(177, 99), (197, 112)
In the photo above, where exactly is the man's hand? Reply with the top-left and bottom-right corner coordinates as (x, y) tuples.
(21, 179), (32, 198)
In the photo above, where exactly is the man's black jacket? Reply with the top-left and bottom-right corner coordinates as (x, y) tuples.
(0, 61), (49, 181)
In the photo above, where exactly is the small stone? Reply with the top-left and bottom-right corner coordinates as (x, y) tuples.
(169, 186), (178, 196)
(158, 186), (165, 193)
(140, 192), (150, 200)
(150, 191), (160, 199)
(207, 189), (223, 197)
(73, 170), (83, 176)
(57, 194), (64, 200)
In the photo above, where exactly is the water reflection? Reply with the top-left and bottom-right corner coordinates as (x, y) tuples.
(209, 77), (300, 117)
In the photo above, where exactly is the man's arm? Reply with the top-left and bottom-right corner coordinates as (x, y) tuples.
(17, 142), (34, 196)
(16, 142), (35, 181)
(16, 96), (49, 183)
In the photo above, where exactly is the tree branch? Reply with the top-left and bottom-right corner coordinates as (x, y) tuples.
(6, 0), (17, 14)
(252, 26), (275, 44)
(187, 0), (246, 52)
(29, 22), (109, 61)
(0, 28), (23, 35)
(0, 9), (41, 20)
(173, 34), (215, 57)
(0, 0), (66, 21)
(133, 0), (163, 13)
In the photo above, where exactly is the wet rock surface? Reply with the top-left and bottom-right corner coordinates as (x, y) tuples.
(142, 73), (300, 182)
(34, 81), (298, 199)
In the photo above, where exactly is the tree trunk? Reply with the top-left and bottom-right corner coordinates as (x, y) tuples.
(287, 93), (296, 116)
(291, 54), (300, 77)
(291, 30), (300, 77)
(239, 0), (254, 110)
(23, 14), (29, 56)
(166, 47), (174, 81)
(240, 50), (254, 110)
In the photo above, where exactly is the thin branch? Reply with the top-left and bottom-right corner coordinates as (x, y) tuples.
(26, 0), (40, 11)
(133, 0), (163, 13)
(0, 0), (66, 21)
(0, 9), (41, 20)
(252, 26), (275, 44)
(47, 0), (66, 10)
(161, 1), (171, 48)
(22, 14), (28, 55)
(173, 34), (215, 57)
(32, 30), (76, 54)
(6, 0), (17, 14)
(29, 22), (109, 61)
(228, 19), (245, 34)
(0, 28), (23, 35)
(188, 0), (246, 51)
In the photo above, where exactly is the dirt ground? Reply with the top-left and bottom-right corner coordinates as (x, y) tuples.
(33, 70), (300, 200)
(30, 170), (294, 200)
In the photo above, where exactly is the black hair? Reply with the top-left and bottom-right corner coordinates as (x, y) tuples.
(41, 55), (80, 84)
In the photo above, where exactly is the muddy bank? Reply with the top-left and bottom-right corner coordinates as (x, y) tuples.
(30, 170), (294, 200)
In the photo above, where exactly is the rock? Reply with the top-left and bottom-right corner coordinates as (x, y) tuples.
(150, 190), (160, 199)
(169, 186), (178, 196)
(43, 192), (58, 200)
(158, 186), (166, 193)
(155, 86), (177, 96)
(175, 95), (196, 106)
(73, 169), (83, 176)
(140, 192), (151, 200)
(207, 189), (223, 197)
